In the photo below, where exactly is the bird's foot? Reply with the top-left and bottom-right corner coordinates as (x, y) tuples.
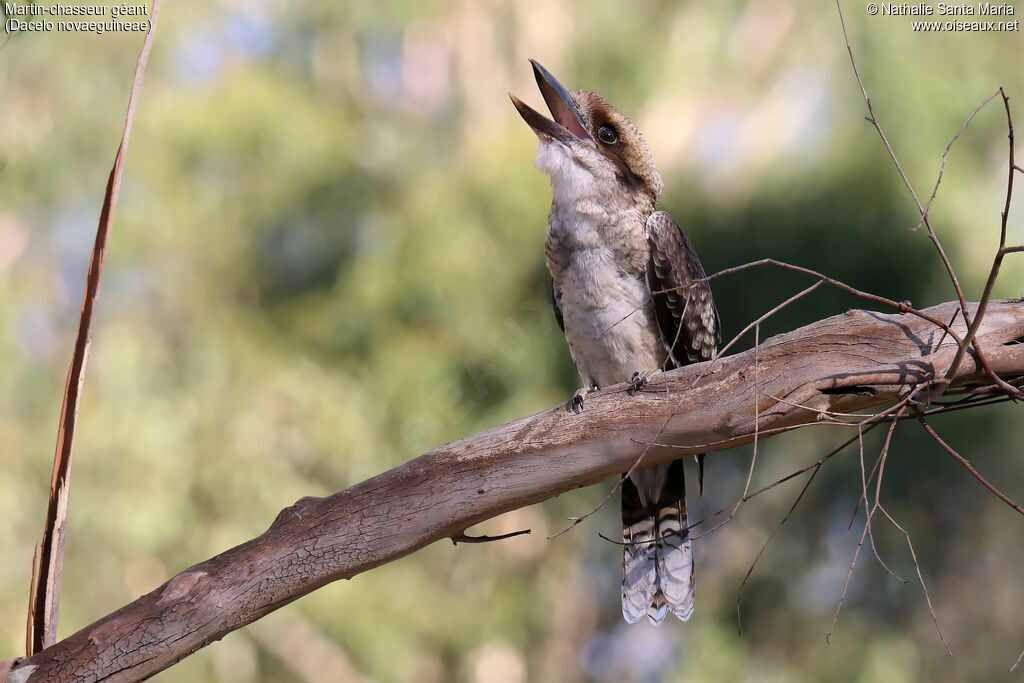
(567, 384), (598, 413)
(629, 369), (662, 394)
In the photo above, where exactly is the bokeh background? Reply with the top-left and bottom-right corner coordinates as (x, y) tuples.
(3, 1), (1024, 681)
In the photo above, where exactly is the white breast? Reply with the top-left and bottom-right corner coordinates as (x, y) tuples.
(558, 247), (664, 389)
(537, 139), (665, 387)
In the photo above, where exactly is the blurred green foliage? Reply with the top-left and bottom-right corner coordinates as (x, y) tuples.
(2, 1), (1023, 681)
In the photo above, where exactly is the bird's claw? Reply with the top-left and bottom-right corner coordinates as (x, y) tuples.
(629, 369), (661, 394)
(567, 385), (597, 413)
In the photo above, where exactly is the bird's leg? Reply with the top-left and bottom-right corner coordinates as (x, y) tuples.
(568, 383), (599, 413)
(695, 454), (705, 497)
(629, 369), (663, 394)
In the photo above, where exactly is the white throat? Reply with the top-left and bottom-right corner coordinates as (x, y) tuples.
(534, 140), (601, 208)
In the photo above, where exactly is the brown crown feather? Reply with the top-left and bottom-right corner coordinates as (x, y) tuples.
(573, 90), (665, 200)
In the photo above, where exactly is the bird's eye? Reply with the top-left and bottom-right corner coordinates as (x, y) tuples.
(597, 126), (618, 144)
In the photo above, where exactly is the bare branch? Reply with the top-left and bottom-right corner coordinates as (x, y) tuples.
(9, 299), (1024, 681)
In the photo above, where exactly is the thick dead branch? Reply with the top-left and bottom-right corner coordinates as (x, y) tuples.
(7, 300), (1024, 682)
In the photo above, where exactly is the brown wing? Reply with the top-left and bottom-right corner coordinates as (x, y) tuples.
(645, 211), (720, 369)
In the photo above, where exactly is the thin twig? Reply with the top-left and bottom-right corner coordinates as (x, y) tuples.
(857, 422), (906, 582)
(451, 529), (531, 545)
(638, 387), (1015, 459)
(913, 408), (1024, 517)
(826, 497), (868, 645)
(634, 420), (864, 453)
(619, 255), (962, 364)
(848, 405), (904, 530)
(687, 325), (763, 540)
(714, 281), (823, 361)
(826, 398), (912, 645)
(943, 89), (1024, 398)
(1011, 645), (1024, 672)
(839, 1), (1024, 400)
(877, 504), (953, 656)
(849, 398), (952, 654)
(871, 406), (906, 512)
(689, 404), (907, 540)
(696, 259), (962, 346)
(688, 387), (940, 542)
(835, 1), (922, 212)
(914, 90), (1003, 231)
(758, 389), (878, 421)
(27, 3), (163, 655)
(597, 529), (689, 548)
(736, 459), (823, 635)
(836, 0), (970, 338)
(926, 395), (1017, 415)
(548, 471), (631, 539)
(833, 0), (1024, 412)
(847, 449), (881, 531)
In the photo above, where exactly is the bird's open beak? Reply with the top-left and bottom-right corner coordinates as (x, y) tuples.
(510, 60), (594, 145)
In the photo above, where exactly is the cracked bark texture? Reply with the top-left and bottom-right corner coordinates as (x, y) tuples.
(6, 300), (1024, 682)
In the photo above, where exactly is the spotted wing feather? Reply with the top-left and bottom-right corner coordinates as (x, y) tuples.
(645, 210), (720, 368)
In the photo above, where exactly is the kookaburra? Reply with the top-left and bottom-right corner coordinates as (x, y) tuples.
(511, 61), (720, 624)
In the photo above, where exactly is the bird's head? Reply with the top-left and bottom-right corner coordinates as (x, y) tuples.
(510, 60), (664, 203)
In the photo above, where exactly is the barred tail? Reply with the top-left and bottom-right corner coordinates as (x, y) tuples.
(621, 459), (694, 625)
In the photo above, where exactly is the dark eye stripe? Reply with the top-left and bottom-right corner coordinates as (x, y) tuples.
(598, 125), (618, 144)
